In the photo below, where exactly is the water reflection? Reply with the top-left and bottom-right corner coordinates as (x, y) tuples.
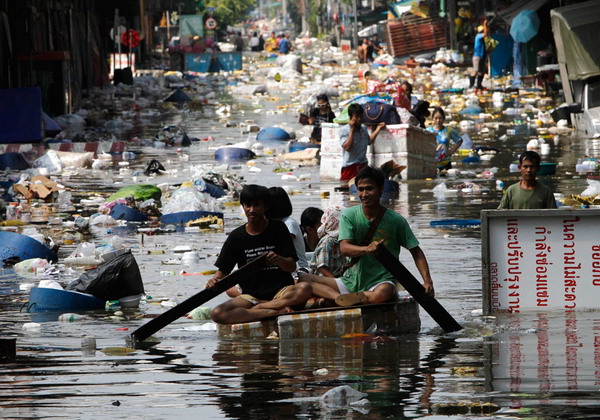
(206, 335), (463, 418)
(487, 311), (600, 416)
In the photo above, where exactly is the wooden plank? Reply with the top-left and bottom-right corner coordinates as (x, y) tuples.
(375, 245), (462, 333)
(130, 254), (267, 342)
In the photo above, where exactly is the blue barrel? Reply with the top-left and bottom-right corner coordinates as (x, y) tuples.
(256, 127), (291, 141)
(288, 141), (320, 153)
(0, 152), (30, 170)
(214, 147), (256, 161)
(27, 287), (105, 312)
(110, 204), (148, 222)
(0, 231), (57, 262)
(160, 211), (224, 225)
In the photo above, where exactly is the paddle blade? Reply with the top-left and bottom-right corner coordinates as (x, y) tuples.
(375, 245), (462, 333)
(130, 254), (266, 342)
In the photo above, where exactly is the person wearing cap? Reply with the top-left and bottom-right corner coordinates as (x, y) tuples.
(469, 24), (487, 91)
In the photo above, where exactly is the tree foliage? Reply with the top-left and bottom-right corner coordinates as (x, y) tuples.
(204, 0), (255, 27)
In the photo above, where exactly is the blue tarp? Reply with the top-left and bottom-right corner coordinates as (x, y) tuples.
(490, 34), (514, 77)
(0, 87), (42, 143)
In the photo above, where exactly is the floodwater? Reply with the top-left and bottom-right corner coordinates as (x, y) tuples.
(2, 76), (600, 418)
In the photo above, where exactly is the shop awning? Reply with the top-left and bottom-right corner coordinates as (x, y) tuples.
(551, 0), (600, 81)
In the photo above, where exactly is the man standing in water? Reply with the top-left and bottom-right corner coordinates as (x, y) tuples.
(300, 166), (435, 306)
(498, 151), (557, 209)
(207, 185), (312, 324)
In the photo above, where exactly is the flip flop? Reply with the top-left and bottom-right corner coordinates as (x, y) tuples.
(304, 297), (326, 310)
(335, 292), (368, 307)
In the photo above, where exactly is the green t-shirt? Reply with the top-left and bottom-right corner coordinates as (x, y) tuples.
(338, 205), (419, 292)
(497, 182), (557, 209)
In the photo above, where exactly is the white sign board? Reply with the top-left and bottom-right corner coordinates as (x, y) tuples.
(482, 209), (600, 313)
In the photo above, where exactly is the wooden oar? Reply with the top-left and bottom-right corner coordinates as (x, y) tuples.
(375, 245), (462, 333)
(130, 254), (266, 342)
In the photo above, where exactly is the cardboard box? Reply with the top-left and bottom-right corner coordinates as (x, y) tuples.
(14, 175), (60, 201)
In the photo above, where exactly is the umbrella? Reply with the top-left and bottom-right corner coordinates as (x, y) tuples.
(510, 9), (540, 43)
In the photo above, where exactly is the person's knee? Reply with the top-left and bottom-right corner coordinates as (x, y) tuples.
(211, 305), (226, 323)
(295, 282), (313, 299)
(370, 284), (396, 303)
(298, 272), (310, 283)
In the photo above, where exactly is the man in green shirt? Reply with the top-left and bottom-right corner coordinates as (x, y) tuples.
(498, 151), (557, 210)
(299, 166), (435, 306)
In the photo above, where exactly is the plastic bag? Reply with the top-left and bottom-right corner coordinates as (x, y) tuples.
(33, 150), (63, 175)
(14, 258), (50, 277)
(581, 179), (600, 197)
(66, 250), (144, 301)
(89, 214), (118, 226)
(69, 242), (96, 258)
(161, 187), (222, 214)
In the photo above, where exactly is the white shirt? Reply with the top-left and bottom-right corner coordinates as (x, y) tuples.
(283, 216), (308, 270)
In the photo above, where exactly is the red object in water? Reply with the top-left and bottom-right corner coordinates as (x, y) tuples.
(115, 327), (129, 331)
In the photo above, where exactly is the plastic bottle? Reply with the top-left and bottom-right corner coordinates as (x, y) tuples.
(6, 203), (16, 220)
(58, 313), (86, 322)
(496, 180), (504, 191)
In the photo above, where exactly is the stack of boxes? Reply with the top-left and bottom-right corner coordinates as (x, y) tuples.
(320, 123), (437, 181)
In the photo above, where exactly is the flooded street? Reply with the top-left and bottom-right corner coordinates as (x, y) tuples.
(2, 69), (600, 418)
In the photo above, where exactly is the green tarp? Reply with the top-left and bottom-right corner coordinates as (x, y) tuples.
(107, 184), (162, 202)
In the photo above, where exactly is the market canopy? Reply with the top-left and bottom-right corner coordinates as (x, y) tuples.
(551, 0), (600, 81)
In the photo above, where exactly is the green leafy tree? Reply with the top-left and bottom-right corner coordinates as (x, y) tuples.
(205, 0), (255, 27)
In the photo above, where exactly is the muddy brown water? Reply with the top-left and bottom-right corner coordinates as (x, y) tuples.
(2, 83), (600, 418)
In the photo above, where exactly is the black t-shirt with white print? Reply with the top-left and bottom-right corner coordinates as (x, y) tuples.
(215, 219), (297, 300)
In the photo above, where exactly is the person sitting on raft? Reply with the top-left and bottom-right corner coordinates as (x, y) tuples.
(206, 184), (312, 324)
(300, 206), (324, 252)
(299, 166), (435, 306)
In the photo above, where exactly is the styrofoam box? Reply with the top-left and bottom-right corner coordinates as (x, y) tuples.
(321, 123), (343, 155)
(320, 123), (438, 180)
(320, 154), (344, 181)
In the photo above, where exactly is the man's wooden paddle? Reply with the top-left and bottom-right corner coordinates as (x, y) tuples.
(130, 254), (266, 342)
(375, 245), (462, 333)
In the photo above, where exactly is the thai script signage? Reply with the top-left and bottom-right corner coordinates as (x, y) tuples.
(482, 209), (600, 314)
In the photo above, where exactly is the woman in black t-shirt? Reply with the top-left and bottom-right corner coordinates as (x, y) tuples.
(309, 94), (336, 144)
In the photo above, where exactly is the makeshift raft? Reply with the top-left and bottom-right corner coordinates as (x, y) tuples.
(217, 295), (420, 340)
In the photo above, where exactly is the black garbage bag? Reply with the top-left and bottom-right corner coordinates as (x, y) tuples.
(144, 159), (165, 176)
(66, 251), (144, 301)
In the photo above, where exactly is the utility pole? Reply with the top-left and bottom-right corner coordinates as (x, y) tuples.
(447, 0), (457, 50)
(352, 0), (358, 48)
